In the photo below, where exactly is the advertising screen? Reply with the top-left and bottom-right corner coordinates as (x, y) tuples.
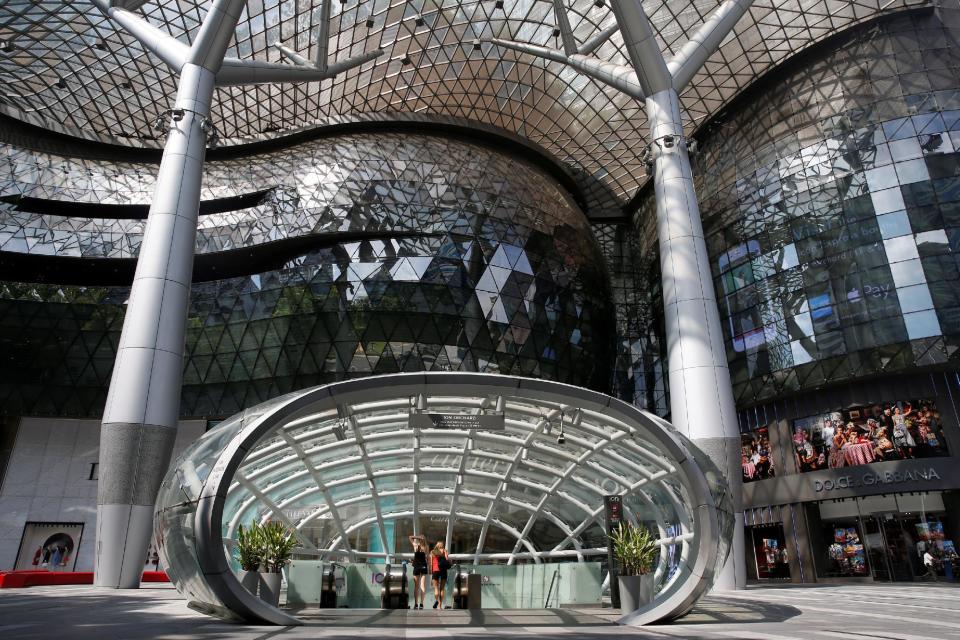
(741, 425), (775, 483)
(791, 399), (947, 473)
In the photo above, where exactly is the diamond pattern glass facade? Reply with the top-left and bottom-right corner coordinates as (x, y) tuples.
(690, 10), (960, 406)
(0, 132), (613, 418)
(0, 0), (922, 214)
(593, 220), (668, 416)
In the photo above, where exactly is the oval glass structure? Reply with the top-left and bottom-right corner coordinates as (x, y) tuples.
(155, 373), (732, 626)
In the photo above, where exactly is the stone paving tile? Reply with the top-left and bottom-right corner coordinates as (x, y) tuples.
(0, 583), (958, 639)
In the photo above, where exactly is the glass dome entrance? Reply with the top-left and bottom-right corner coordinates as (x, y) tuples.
(155, 372), (731, 625)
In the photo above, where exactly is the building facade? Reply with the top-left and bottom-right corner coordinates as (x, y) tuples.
(1, 0), (959, 588)
(678, 7), (960, 583)
(0, 126), (617, 571)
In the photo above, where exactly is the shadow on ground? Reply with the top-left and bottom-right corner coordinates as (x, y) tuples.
(663, 594), (802, 626)
(0, 587), (800, 639)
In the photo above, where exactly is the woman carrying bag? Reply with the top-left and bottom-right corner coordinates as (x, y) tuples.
(430, 541), (450, 609)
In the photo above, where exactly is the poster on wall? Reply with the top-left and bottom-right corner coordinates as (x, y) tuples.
(741, 426), (775, 483)
(916, 521), (946, 542)
(826, 525), (868, 576)
(791, 399), (948, 473)
(14, 522), (84, 572)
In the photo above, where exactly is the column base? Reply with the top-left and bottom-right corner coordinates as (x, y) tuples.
(94, 503), (155, 588)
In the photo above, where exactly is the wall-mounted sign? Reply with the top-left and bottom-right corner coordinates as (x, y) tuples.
(603, 495), (623, 609)
(15, 522), (84, 572)
(409, 413), (505, 430)
(813, 467), (942, 493)
(604, 495), (623, 528)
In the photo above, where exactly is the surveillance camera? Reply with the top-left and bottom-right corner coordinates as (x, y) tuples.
(661, 135), (675, 149)
(557, 434), (565, 445)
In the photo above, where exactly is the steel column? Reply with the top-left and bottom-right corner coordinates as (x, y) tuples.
(95, 63), (216, 588)
(645, 86), (744, 589)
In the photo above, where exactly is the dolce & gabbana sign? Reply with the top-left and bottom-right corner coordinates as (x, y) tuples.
(813, 467), (941, 493)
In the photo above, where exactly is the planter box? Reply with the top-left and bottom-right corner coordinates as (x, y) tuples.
(259, 572), (282, 607)
(618, 574), (654, 613)
(239, 570), (259, 596)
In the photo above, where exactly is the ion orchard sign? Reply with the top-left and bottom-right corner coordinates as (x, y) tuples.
(813, 467), (942, 493)
(409, 413), (505, 430)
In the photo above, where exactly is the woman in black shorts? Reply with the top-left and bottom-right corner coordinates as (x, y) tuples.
(430, 541), (449, 609)
(408, 534), (428, 609)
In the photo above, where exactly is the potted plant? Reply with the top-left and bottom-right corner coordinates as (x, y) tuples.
(258, 520), (298, 607)
(609, 522), (658, 612)
(234, 521), (263, 596)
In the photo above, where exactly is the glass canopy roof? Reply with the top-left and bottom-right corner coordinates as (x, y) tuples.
(156, 372), (732, 624)
(0, 0), (918, 208)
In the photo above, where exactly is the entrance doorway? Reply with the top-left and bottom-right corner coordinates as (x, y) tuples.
(862, 513), (947, 582)
(813, 493), (953, 582)
(747, 524), (790, 581)
(861, 515), (911, 581)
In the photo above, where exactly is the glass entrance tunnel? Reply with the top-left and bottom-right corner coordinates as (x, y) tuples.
(155, 373), (732, 625)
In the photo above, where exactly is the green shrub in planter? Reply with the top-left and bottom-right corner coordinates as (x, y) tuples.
(609, 522), (658, 612)
(609, 522), (657, 576)
(235, 521), (264, 572)
(257, 520), (298, 608)
(235, 521), (265, 596)
(261, 520), (298, 574)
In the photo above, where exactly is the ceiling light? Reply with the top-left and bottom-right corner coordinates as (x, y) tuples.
(54, 77), (67, 89)
(401, 56), (412, 66)
(366, 18), (375, 28)
(415, 17), (425, 27)
(495, 0), (504, 8)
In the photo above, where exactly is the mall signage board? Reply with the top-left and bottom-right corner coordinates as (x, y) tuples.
(812, 467), (942, 493)
(744, 458), (960, 508)
(409, 413), (505, 430)
(604, 494), (623, 528)
(604, 495), (623, 609)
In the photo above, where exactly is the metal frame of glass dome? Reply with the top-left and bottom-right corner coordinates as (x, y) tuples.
(155, 372), (732, 626)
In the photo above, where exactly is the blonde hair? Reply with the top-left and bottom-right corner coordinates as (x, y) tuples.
(431, 541), (445, 556)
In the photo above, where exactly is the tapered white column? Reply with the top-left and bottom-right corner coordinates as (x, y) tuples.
(646, 87), (744, 590)
(91, 0), (383, 588)
(94, 63), (216, 588)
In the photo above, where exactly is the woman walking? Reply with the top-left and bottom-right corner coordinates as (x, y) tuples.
(430, 541), (449, 609)
(408, 534), (428, 609)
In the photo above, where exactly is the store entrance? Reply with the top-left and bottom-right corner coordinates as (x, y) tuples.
(861, 515), (916, 582)
(812, 494), (955, 582)
(747, 524), (791, 581)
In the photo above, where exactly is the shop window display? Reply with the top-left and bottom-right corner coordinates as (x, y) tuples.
(916, 519), (959, 581)
(791, 399), (947, 473)
(14, 522), (83, 572)
(741, 426), (775, 482)
(813, 495), (957, 581)
(824, 522), (869, 577)
(748, 524), (790, 580)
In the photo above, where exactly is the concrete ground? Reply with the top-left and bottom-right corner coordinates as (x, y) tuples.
(0, 583), (957, 639)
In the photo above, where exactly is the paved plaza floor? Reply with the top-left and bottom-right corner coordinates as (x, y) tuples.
(0, 583), (956, 639)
